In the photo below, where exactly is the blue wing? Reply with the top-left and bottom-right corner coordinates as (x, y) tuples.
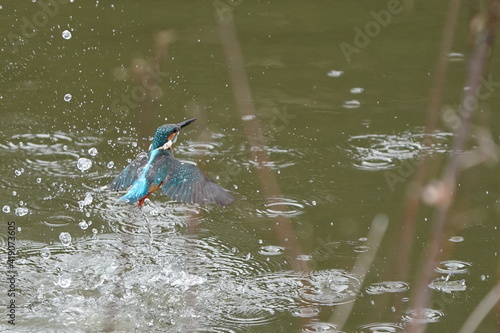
(108, 152), (148, 191)
(159, 156), (234, 206)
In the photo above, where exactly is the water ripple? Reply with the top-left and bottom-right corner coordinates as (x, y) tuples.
(429, 277), (466, 293)
(256, 197), (305, 218)
(302, 321), (341, 333)
(365, 281), (410, 295)
(435, 260), (471, 274)
(403, 308), (444, 324)
(299, 269), (360, 306)
(355, 322), (404, 333)
(344, 131), (453, 171)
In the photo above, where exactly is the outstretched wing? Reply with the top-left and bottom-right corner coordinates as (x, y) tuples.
(108, 151), (148, 191)
(160, 156), (234, 206)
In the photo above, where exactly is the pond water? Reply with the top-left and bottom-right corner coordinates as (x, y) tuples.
(1, 1), (500, 332)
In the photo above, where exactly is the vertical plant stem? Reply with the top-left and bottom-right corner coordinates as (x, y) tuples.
(408, 2), (499, 332)
(216, 13), (310, 272)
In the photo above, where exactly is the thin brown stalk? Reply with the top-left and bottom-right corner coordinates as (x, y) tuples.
(396, 0), (461, 284)
(216, 13), (310, 273)
(407, 1), (499, 332)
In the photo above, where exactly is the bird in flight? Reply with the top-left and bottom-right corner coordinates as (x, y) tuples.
(108, 118), (234, 207)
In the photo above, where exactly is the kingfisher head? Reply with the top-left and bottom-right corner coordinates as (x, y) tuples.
(150, 118), (196, 151)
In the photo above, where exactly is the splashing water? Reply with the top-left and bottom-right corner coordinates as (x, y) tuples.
(77, 158), (92, 171)
(59, 232), (72, 246)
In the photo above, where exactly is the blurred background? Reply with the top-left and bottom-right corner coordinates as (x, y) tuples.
(0, 1), (499, 332)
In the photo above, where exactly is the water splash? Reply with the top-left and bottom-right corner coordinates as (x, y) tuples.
(77, 158), (92, 171)
(59, 232), (72, 246)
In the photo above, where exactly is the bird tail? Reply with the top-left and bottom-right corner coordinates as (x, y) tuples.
(119, 178), (149, 204)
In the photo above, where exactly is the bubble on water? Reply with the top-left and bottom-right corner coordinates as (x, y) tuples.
(36, 177), (42, 184)
(79, 220), (89, 230)
(107, 161), (114, 168)
(15, 207), (29, 216)
(2, 205), (10, 213)
(62, 30), (72, 40)
(77, 158), (92, 171)
(88, 147), (98, 156)
(59, 232), (72, 246)
(40, 248), (51, 260)
(57, 273), (72, 288)
(63, 93), (72, 102)
(14, 168), (24, 176)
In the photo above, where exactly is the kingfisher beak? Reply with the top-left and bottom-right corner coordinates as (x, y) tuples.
(177, 118), (196, 129)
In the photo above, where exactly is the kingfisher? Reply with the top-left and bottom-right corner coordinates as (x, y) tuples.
(108, 118), (234, 207)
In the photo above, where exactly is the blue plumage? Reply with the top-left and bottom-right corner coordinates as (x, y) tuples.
(108, 118), (234, 207)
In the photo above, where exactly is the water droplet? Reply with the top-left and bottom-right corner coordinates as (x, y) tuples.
(350, 87), (364, 94)
(449, 236), (464, 243)
(79, 220), (89, 230)
(2, 205), (10, 213)
(107, 161), (114, 168)
(77, 158), (92, 171)
(63, 93), (72, 102)
(88, 147), (98, 156)
(62, 30), (72, 39)
(327, 70), (343, 77)
(343, 100), (361, 109)
(15, 207), (29, 216)
(59, 232), (72, 246)
(40, 248), (51, 260)
(241, 114), (256, 121)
